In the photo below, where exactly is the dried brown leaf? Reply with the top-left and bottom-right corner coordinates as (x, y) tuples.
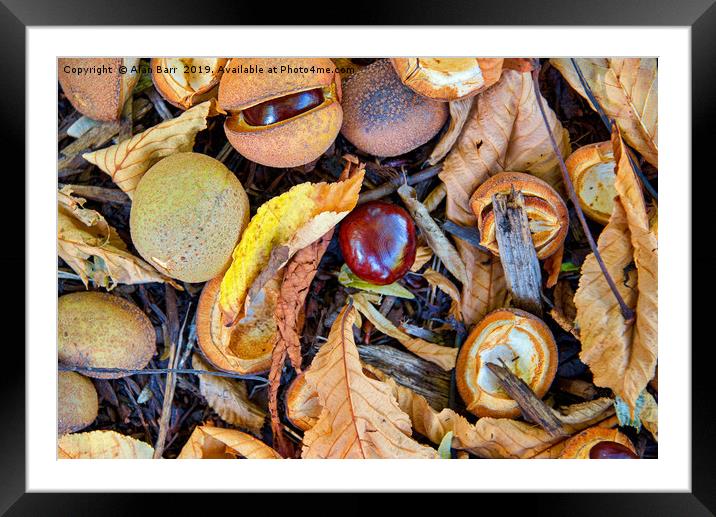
(410, 244), (434, 272)
(178, 425), (282, 459)
(83, 101), (212, 197)
(193, 354), (266, 436)
(397, 183), (467, 285)
(58, 430), (154, 459)
(575, 127), (657, 416)
(439, 69), (570, 228)
(352, 292), (457, 371)
(427, 97), (476, 165)
(58, 187), (179, 289)
(301, 305), (437, 458)
(457, 238), (508, 325)
(551, 58), (658, 167)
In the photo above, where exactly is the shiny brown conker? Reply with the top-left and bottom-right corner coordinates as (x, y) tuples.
(338, 201), (417, 285)
(589, 441), (639, 459)
(242, 88), (325, 127)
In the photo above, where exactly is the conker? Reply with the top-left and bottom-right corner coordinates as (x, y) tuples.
(589, 441), (639, 459)
(338, 201), (417, 285)
(218, 58), (342, 168)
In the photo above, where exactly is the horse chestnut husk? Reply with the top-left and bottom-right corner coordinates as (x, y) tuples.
(589, 441), (639, 459)
(338, 201), (417, 285)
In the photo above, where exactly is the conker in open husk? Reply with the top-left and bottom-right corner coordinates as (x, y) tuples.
(338, 201), (417, 285)
(218, 58), (342, 168)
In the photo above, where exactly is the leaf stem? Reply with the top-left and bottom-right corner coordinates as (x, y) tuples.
(531, 66), (635, 324)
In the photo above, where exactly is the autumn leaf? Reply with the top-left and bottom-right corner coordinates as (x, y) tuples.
(551, 58), (658, 167)
(58, 187), (179, 289)
(219, 171), (364, 326)
(58, 430), (154, 459)
(423, 268), (462, 322)
(427, 97), (476, 165)
(301, 304), (438, 458)
(550, 279), (578, 337)
(410, 244), (434, 272)
(178, 425), (282, 459)
(192, 354), (266, 436)
(438, 69), (567, 324)
(574, 127), (657, 416)
(439, 69), (570, 228)
(351, 292), (457, 371)
(397, 183), (467, 285)
(457, 238), (508, 325)
(83, 100), (212, 197)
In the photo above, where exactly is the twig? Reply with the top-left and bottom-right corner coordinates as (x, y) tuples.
(358, 163), (442, 204)
(532, 65), (635, 323)
(568, 58), (657, 201)
(492, 189), (543, 316)
(485, 361), (566, 438)
(154, 296), (181, 458)
(57, 365), (268, 383)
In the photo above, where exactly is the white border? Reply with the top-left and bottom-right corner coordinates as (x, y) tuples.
(29, 27), (690, 492)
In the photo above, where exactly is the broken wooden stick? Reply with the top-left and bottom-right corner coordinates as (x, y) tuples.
(492, 188), (543, 317)
(485, 361), (566, 438)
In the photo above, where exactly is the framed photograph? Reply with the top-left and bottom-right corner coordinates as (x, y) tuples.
(4, 0), (711, 513)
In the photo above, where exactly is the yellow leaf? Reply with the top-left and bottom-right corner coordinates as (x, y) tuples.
(423, 268), (462, 321)
(551, 58), (658, 167)
(192, 354), (266, 435)
(178, 425), (281, 459)
(83, 100), (212, 197)
(58, 187), (179, 290)
(219, 171), (364, 326)
(301, 305), (437, 458)
(397, 183), (467, 285)
(58, 430), (154, 459)
(351, 292), (457, 371)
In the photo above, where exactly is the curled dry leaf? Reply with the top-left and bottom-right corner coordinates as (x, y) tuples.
(83, 100), (212, 197)
(397, 183), (467, 285)
(178, 425), (282, 459)
(575, 127), (657, 416)
(351, 292), (457, 371)
(550, 279), (578, 337)
(439, 70), (568, 324)
(640, 391), (658, 441)
(58, 430), (154, 459)
(301, 304), (438, 458)
(551, 58), (658, 167)
(423, 268), (462, 322)
(423, 183), (447, 213)
(427, 97), (476, 165)
(58, 187), (179, 289)
(192, 353), (266, 436)
(410, 244), (434, 272)
(219, 171), (364, 326)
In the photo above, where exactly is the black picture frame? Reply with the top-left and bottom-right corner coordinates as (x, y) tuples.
(4, 0), (710, 514)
